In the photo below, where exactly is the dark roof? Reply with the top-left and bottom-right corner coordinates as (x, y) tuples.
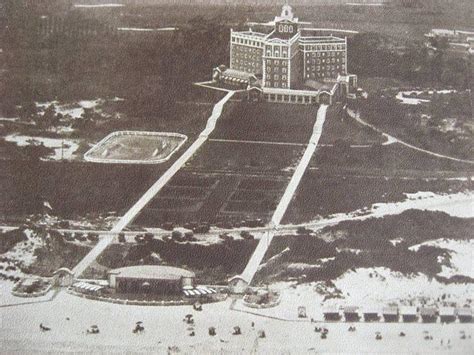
(109, 265), (195, 281)
(363, 308), (380, 314)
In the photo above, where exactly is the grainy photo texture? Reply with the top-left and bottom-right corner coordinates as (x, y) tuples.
(0, 0), (473, 353)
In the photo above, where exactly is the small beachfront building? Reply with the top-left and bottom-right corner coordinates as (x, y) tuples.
(382, 306), (399, 322)
(323, 306), (341, 321)
(343, 306), (360, 322)
(108, 265), (195, 295)
(401, 306), (418, 322)
(439, 307), (456, 323)
(363, 307), (380, 322)
(420, 307), (438, 323)
(456, 307), (473, 323)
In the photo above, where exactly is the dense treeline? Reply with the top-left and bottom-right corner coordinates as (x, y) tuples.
(1, 2), (229, 118)
(348, 32), (472, 89)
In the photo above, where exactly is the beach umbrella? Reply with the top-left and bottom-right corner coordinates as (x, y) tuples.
(136, 321), (143, 324)
(91, 325), (98, 328)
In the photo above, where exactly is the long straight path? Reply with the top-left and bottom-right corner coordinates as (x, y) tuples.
(72, 91), (235, 277)
(239, 105), (328, 285)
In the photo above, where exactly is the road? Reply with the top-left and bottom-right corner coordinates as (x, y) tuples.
(239, 105), (328, 285)
(347, 108), (474, 165)
(71, 91), (235, 277)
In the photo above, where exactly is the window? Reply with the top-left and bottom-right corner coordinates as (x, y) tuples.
(282, 75), (287, 80)
(282, 82), (287, 88)
(317, 52), (320, 57)
(274, 74), (279, 80)
(282, 67), (287, 73)
(274, 60), (279, 65)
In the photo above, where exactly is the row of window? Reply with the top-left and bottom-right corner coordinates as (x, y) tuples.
(266, 59), (288, 66)
(233, 53), (260, 61)
(302, 44), (345, 51)
(267, 74), (288, 81)
(233, 45), (261, 54)
(231, 36), (263, 47)
(265, 50), (289, 58)
(266, 66), (287, 74)
(306, 51), (343, 58)
(306, 71), (339, 79)
(232, 60), (261, 68)
(264, 94), (316, 104)
(306, 58), (345, 65)
(266, 81), (288, 88)
(306, 64), (345, 72)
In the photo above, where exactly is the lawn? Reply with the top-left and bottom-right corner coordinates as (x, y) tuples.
(186, 140), (304, 174)
(312, 144), (474, 173)
(212, 101), (317, 143)
(318, 104), (385, 145)
(282, 170), (472, 224)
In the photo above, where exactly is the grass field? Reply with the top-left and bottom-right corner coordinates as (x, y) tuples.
(134, 172), (289, 227)
(318, 105), (385, 145)
(212, 101), (317, 143)
(186, 140), (304, 174)
(85, 132), (187, 163)
(282, 171), (472, 224)
(312, 144), (474, 173)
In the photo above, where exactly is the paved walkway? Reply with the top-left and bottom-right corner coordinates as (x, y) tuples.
(209, 138), (307, 147)
(347, 108), (474, 165)
(239, 105), (328, 285)
(72, 91), (235, 277)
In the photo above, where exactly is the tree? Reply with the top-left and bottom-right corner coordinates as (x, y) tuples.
(19, 101), (38, 122)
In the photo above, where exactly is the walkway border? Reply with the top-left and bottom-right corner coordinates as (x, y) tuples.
(238, 105), (328, 285)
(72, 91), (235, 277)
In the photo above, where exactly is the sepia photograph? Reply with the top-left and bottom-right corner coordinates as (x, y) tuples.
(0, 0), (473, 353)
